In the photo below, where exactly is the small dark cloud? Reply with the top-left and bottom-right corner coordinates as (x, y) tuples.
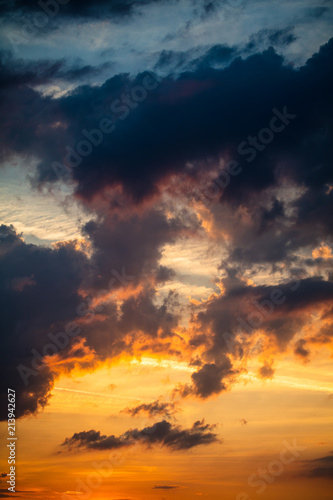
(122, 400), (179, 418)
(153, 485), (179, 489)
(294, 339), (310, 359)
(61, 419), (219, 452)
(156, 265), (176, 283)
(175, 356), (235, 399)
(258, 360), (275, 380)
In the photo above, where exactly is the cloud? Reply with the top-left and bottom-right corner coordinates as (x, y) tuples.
(0, 224), (89, 420)
(189, 269), (333, 363)
(0, 0), (176, 21)
(0, 206), (187, 421)
(258, 360), (275, 380)
(0, 53), (113, 89)
(61, 419), (219, 452)
(1, 38), (332, 214)
(1, 22), (333, 426)
(306, 467), (333, 479)
(175, 356), (235, 399)
(153, 485), (179, 489)
(82, 207), (192, 291)
(245, 26), (297, 53)
(294, 339), (310, 359)
(122, 400), (179, 418)
(302, 454), (333, 479)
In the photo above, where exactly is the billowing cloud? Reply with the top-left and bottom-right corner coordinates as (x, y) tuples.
(0, 220), (182, 421)
(1, 39), (332, 211)
(0, 224), (89, 420)
(189, 269), (333, 364)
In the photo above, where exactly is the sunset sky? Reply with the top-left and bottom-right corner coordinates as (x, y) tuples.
(0, 1), (333, 499)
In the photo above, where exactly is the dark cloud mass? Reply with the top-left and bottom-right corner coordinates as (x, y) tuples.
(0, 221), (181, 420)
(191, 270), (333, 364)
(0, 1), (332, 422)
(61, 419), (218, 452)
(0, 224), (88, 419)
(0, 39), (332, 209)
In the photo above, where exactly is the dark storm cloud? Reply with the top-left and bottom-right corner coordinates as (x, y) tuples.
(1, 39), (332, 211)
(118, 288), (180, 338)
(122, 400), (179, 418)
(61, 419), (218, 452)
(0, 224), (89, 420)
(0, 220), (182, 421)
(71, 208), (187, 352)
(216, 196), (332, 268)
(82, 208), (191, 290)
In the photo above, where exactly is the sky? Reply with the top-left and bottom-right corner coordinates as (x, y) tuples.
(0, 0), (333, 499)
